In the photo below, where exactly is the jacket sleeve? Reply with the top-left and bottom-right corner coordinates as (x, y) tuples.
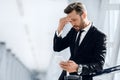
(53, 28), (74, 52)
(81, 33), (107, 76)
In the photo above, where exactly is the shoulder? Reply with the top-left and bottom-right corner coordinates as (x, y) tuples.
(91, 26), (106, 38)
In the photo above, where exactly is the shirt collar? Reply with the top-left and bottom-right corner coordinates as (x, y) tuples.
(82, 22), (91, 32)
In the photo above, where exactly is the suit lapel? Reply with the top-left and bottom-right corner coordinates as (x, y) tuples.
(79, 26), (95, 48)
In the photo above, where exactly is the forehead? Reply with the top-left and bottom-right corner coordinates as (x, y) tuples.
(67, 10), (80, 19)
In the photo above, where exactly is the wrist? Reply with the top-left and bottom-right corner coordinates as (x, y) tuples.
(57, 27), (63, 34)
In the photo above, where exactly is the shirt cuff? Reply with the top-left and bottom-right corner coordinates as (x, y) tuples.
(77, 64), (83, 75)
(56, 30), (63, 37)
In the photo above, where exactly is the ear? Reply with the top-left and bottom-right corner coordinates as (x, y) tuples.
(81, 12), (87, 19)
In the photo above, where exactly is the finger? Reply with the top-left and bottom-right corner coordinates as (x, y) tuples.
(68, 60), (74, 63)
(66, 18), (72, 22)
(60, 61), (67, 64)
(60, 64), (68, 68)
(60, 63), (68, 66)
(60, 64), (68, 70)
(59, 61), (68, 66)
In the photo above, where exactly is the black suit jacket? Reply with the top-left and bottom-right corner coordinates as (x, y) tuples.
(53, 25), (106, 80)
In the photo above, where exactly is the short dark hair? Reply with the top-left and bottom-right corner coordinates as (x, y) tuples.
(64, 2), (86, 16)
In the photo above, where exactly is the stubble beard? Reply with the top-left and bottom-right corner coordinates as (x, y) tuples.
(73, 22), (85, 31)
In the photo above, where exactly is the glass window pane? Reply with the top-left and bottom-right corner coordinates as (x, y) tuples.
(109, 10), (119, 42)
(109, 0), (120, 4)
(103, 10), (119, 68)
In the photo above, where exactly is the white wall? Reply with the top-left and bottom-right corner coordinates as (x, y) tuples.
(0, 0), (68, 71)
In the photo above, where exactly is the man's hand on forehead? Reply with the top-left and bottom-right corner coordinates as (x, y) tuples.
(65, 17), (72, 22)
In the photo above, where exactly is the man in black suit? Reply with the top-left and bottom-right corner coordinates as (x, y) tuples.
(53, 2), (106, 80)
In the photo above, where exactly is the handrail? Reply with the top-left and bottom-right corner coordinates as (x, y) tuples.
(64, 65), (120, 80)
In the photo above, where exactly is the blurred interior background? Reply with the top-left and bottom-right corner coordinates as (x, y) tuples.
(0, 0), (120, 80)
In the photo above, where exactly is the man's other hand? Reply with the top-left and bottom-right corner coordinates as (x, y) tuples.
(59, 60), (79, 73)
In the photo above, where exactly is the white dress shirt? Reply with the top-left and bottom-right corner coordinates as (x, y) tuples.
(76, 23), (91, 45)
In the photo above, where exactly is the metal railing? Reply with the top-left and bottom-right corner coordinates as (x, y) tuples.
(64, 65), (120, 80)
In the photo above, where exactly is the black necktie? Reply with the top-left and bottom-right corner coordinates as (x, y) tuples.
(74, 30), (84, 55)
